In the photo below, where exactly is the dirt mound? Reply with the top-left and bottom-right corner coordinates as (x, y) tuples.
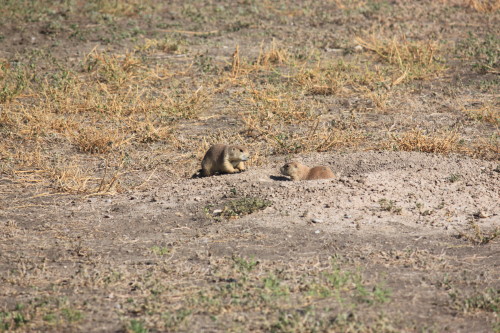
(1, 151), (499, 332)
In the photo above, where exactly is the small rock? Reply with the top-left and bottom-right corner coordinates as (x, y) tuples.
(312, 218), (323, 223)
(326, 47), (343, 53)
(104, 214), (112, 218)
(354, 45), (363, 52)
(475, 211), (490, 218)
(213, 209), (223, 215)
(314, 230), (321, 234)
(344, 214), (352, 219)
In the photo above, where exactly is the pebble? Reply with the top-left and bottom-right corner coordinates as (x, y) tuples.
(312, 218), (323, 223)
(476, 211), (490, 218)
(314, 230), (321, 234)
(213, 209), (223, 215)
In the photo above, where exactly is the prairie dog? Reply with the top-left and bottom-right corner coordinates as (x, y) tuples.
(201, 144), (249, 177)
(280, 161), (335, 181)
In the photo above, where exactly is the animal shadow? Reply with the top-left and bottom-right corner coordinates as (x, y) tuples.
(270, 175), (290, 181)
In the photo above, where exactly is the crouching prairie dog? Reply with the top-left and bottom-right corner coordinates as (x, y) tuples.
(201, 144), (250, 177)
(280, 161), (335, 181)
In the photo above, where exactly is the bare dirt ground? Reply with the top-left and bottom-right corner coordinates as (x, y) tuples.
(0, 0), (499, 332)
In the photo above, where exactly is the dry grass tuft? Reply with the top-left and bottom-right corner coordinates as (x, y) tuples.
(457, 219), (500, 245)
(467, 0), (500, 12)
(246, 86), (317, 123)
(129, 118), (175, 143)
(0, 61), (28, 103)
(231, 45), (241, 77)
(355, 35), (445, 81)
(332, 0), (367, 10)
(463, 104), (500, 125)
(389, 129), (460, 154)
(85, 50), (144, 86)
(136, 37), (186, 54)
(86, 0), (154, 16)
(73, 127), (125, 154)
(257, 40), (290, 66)
(165, 87), (211, 119)
(293, 59), (393, 111)
(295, 63), (349, 96)
(469, 136), (500, 160)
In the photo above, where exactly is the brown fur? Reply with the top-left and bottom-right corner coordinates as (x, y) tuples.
(201, 144), (249, 177)
(280, 161), (335, 181)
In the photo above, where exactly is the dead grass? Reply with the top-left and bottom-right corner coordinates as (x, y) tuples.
(388, 129), (461, 154)
(469, 136), (500, 160)
(331, 0), (367, 10)
(463, 103), (500, 125)
(73, 127), (125, 154)
(257, 40), (291, 67)
(0, 2), (496, 191)
(355, 35), (445, 81)
(467, 0), (500, 12)
(456, 219), (500, 245)
(1, 1), (500, 332)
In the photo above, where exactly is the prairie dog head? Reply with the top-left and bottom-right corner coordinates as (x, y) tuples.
(227, 145), (249, 162)
(280, 161), (307, 180)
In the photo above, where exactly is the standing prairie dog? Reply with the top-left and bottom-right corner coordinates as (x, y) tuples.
(280, 161), (335, 181)
(201, 144), (250, 177)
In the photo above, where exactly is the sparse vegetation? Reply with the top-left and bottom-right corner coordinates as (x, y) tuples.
(113, 257), (392, 332)
(463, 103), (500, 125)
(1, 1), (499, 332)
(456, 220), (500, 245)
(379, 198), (402, 214)
(127, 319), (149, 333)
(356, 35), (445, 81)
(457, 32), (499, 73)
(207, 197), (272, 220)
(447, 173), (462, 183)
(150, 245), (170, 256)
(449, 287), (499, 314)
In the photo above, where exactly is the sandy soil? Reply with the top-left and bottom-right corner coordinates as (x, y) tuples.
(2, 151), (499, 332)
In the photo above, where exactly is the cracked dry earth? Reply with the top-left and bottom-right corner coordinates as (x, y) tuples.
(1, 151), (499, 332)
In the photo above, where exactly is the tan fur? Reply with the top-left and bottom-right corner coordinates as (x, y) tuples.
(280, 161), (335, 181)
(201, 144), (250, 177)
